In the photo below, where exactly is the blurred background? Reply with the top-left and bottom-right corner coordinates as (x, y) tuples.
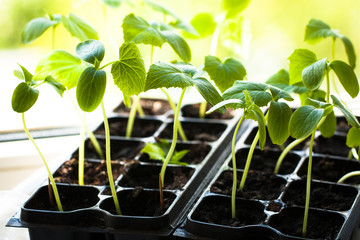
(0, 0), (360, 189)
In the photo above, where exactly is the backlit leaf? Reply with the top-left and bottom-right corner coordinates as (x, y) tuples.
(11, 82), (39, 113)
(102, 0), (122, 8)
(304, 19), (339, 44)
(160, 30), (191, 62)
(62, 13), (98, 41)
(302, 58), (327, 91)
(341, 36), (356, 68)
(189, 13), (216, 38)
(143, 0), (178, 19)
(193, 77), (225, 113)
(21, 17), (58, 44)
(18, 64), (33, 84)
(76, 40), (105, 65)
(223, 0), (251, 19)
(331, 95), (360, 128)
(288, 49), (317, 85)
(44, 75), (66, 97)
(289, 105), (324, 139)
(319, 110), (336, 138)
(267, 101), (292, 145)
(347, 127), (360, 148)
(329, 60), (359, 98)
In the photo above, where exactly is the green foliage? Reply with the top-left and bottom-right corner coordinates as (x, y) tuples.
(331, 95), (360, 128)
(193, 77), (225, 114)
(319, 111), (336, 138)
(111, 42), (147, 107)
(329, 60), (359, 98)
(267, 101), (292, 145)
(21, 17), (59, 44)
(346, 127), (360, 148)
(265, 69), (307, 94)
(288, 49), (317, 85)
(61, 13), (98, 41)
(11, 82), (39, 113)
(141, 139), (189, 165)
(341, 36), (356, 68)
(204, 56), (247, 93)
(160, 30), (191, 62)
(35, 50), (86, 89)
(76, 40), (105, 66)
(223, 0), (251, 19)
(44, 75), (66, 97)
(189, 13), (216, 38)
(102, 0), (124, 8)
(76, 67), (107, 112)
(302, 58), (327, 91)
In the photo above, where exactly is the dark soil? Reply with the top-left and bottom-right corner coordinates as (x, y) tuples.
(94, 117), (162, 138)
(24, 184), (99, 211)
(268, 207), (344, 239)
(72, 139), (144, 161)
(54, 158), (124, 186)
(210, 170), (287, 200)
(229, 148), (300, 175)
(118, 163), (194, 190)
(298, 155), (360, 185)
(158, 121), (226, 142)
(99, 189), (176, 216)
(113, 98), (172, 116)
(181, 103), (236, 119)
(282, 179), (357, 211)
(244, 127), (309, 151)
(313, 135), (351, 157)
(336, 116), (360, 133)
(266, 200), (283, 212)
(191, 195), (266, 227)
(139, 142), (211, 165)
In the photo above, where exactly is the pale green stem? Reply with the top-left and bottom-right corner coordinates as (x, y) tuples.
(160, 88), (187, 141)
(160, 88), (186, 186)
(303, 129), (316, 237)
(338, 170), (360, 183)
(78, 112), (86, 185)
(135, 96), (145, 117)
(231, 113), (245, 219)
(51, 26), (56, 50)
(126, 96), (139, 138)
(210, 15), (224, 56)
(22, 113), (63, 211)
(348, 148), (353, 160)
(199, 101), (207, 119)
(326, 69), (330, 103)
(331, 37), (340, 94)
(99, 61), (117, 70)
(101, 102), (121, 215)
(239, 131), (260, 191)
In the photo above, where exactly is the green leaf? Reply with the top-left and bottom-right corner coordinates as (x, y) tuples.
(222, 81), (272, 108)
(269, 86), (293, 101)
(331, 95), (360, 128)
(266, 69), (289, 87)
(101, 0), (122, 8)
(223, 0), (251, 19)
(62, 13), (98, 41)
(76, 67), (106, 112)
(44, 75), (66, 97)
(143, 0), (178, 19)
(11, 82), (39, 113)
(14, 70), (24, 80)
(111, 42), (146, 107)
(267, 101), (292, 145)
(21, 17), (58, 44)
(169, 20), (199, 36)
(171, 150), (189, 165)
(76, 40), (105, 66)
(189, 13), (216, 38)
(18, 64), (33, 84)
(347, 127), (360, 148)
(160, 30), (191, 62)
(204, 56), (246, 93)
(141, 142), (165, 161)
(193, 77), (225, 114)
(145, 62), (194, 90)
(319, 110), (336, 138)
(288, 49), (318, 85)
(329, 60), (359, 98)
(302, 58), (327, 91)
(35, 50), (86, 89)
(289, 105), (324, 139)
(304, 19), (339, 44)
(122, 13), (165, 47)
(341, 36), (356, 68)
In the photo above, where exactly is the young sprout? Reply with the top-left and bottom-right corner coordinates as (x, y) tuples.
(207, 81), (293, 219)
(11, 65), (66, 212)
(75, 40), (147, 215)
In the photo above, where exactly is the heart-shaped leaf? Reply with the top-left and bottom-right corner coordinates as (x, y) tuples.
(288, 49), (317, 85)
(319, 110), (336, 138)
(329, 60), (359, 98)
(111, 42), (146, 107)
(331, 95), (360, 128)
(204, 56), (246, 93)
(193, 77), (225, 113)
(304, 19), (339, 44)
(62, 13), (98, 41)
(223, 0), (251, 19)
(145, 62), (194, 90)
(289, 105), (324, 139)
(347, 127), (360, 148)
(76, 67), (106, 112)
(21, 17), (58, 44)
(11, 82), (39, 113)
(76, 40), (105, 66)
(160, 30), (191, 62)
(267, 101), (292, 145)
(35, 50), (86, 89)
(341, 36), (356, 69)
(302, 58), (327, 91)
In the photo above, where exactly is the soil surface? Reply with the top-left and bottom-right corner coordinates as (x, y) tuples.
(229, 148), (300, 175)
(113, 98), (172, 116)
(139, 143), (211, 165)
(94, 117), (162, 138)
(159, 121), (226, 142)
(100, 188), (176, 216)
(191, 195), (266, 227)
(118, 163), (194, 190)
(181, 103), (235, 120)
(269, 207), (344, 239)
(54, 158), (124, 185)
(210, 170), (287, 200)
(282, 179), (357, 211)
(298, 155), (360, 185)
(313, 135), (350, 157)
